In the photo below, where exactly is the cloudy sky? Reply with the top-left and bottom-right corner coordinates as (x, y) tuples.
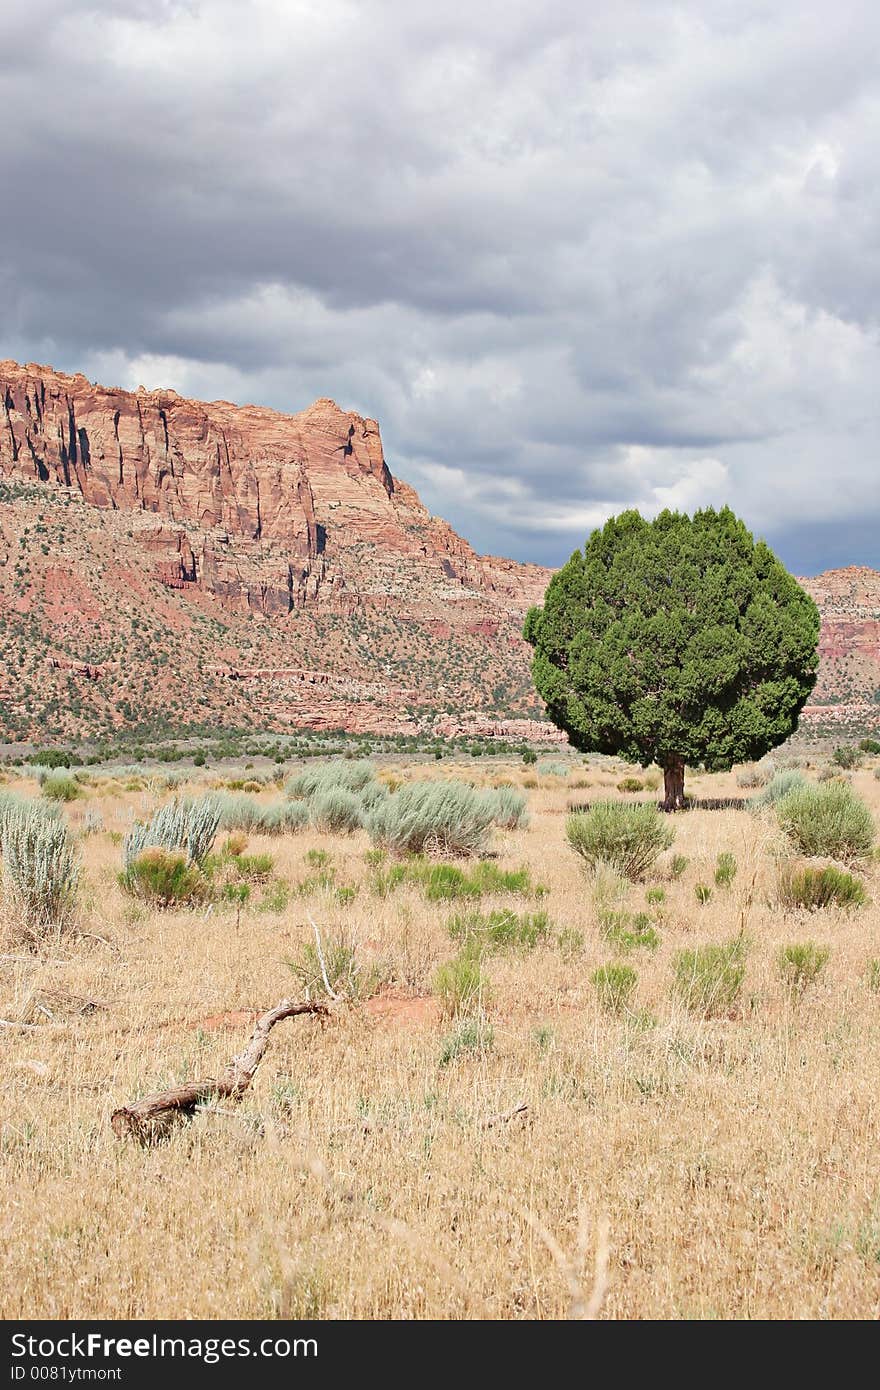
(1, 1), (878, 573)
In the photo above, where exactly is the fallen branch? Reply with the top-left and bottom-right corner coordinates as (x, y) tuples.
(111, 997), (329, 1143)
(0, 1018), (42, 1031)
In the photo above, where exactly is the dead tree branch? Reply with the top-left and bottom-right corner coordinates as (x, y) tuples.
(111, 998), (329, 1143)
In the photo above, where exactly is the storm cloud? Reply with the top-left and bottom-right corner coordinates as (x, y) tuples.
(1, 0), (878, 572)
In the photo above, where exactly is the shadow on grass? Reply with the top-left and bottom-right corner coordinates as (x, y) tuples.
(567, 797), (750, 813)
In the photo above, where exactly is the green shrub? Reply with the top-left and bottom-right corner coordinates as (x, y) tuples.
(749, 769), (808, 809)
(121, 848), (205, 907)
(522, 749), (537, 766)
(373, 857), (541, 902)
(867, 959), (880, 993)
(598, 909), (660, 952)
(259, 801), (310, 834)
(833, 745), (862, 769)
(215, 792), (305, 835)
(777, 863), (866, 910)
(616, 776), (644, 793)
(433, 948), (486, 1017)
(418, 863), (481, 901)
(566, 802), (674, 881)
(124, 795), (220, 868)
(447, 907), (552, 951)
(673, 939), (747, 1016)
(776, 782), (875, 863)
(858, 738), (880, 755)
(777, 941), (829, 993)
(309, 786), (363, 833)
(288, 933), (363, 998)
(714, 852), (737, 888)
(591, 963), (637, 1014)
(669, 854), (689, 879)
(694, 883), (712, 905)
(483, 786), (529, 830)
(226, 852), (274, 882)
(366, 780), (495, 857)
(438, 1018), (494, 1066)
(1, 802), (79, 933)
(645, 886), (665, 905)
(41, 772), (81, 803)
(286, 761), (377, 799)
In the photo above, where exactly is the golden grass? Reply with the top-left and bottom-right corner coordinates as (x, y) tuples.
(1, 760), (879, 1319)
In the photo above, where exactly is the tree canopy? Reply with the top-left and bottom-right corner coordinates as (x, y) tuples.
(524, 507), (820, 808)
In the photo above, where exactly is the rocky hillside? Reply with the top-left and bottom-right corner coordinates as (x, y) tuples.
(0, 360), (551, 743)
(0, 359), (876, 744)
(800, 567), (880, 733)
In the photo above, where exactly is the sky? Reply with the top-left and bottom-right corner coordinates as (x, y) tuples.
(1, 1), (878, 575)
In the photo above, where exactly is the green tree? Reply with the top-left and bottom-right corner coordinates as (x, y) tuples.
(524, 507), (820, 810)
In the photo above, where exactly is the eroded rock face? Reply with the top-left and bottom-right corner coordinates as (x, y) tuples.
(800, 567), (880, 728)
(0, 361), (548, 618)
(0, 359), (552, 739)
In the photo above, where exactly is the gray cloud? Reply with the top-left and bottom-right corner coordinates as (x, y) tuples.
(1, 0), (878, 573)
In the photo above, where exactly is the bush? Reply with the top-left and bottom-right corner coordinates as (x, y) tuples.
(225, 852), (274, 882)
(777, 863), (866, 910)
(749, 770), (807, 809)
(289, 931), (364, 998)
(367, 780), (495, 857)
(673, 939), (747, 1016)
(433, 948), (486, 1017)
(287, 761), (377, 799)
(309, 787), (363, 833)
(598, 909), (660, 952)
(736, 767), (764, 789)
(1, 802), (79, 934)
(566, 802), (674, 881)
(777, 941), (829, 993)
(694, 883), (712, 904)
(483, 786), (529, 830)
(447, 908), (552, 952)
(124, 796), (220, 869)
(858, 738), (880, 755)
(617, 776), (644, 793)
(215, 793), (264, 832)
(259, 801), (310, 835)
(776, 782), (875, 863)
(714, 852), (737, 888)
(591, 963), (637, 1014)
(522, 749), (537, 766)
(122, 848), (205, 907)
(370, 857), (541, 902)
(669, 854), (689, 879)
(41, 772), (81, 803)
(833, 745), (862, 769)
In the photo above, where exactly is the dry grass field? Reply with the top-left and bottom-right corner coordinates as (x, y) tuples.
(1, 755), (879, 1320)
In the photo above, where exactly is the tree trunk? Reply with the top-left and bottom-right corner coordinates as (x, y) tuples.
(662, 758), (687, 812)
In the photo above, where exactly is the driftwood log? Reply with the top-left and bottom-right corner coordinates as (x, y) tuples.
(111, 998), (329, 1143)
